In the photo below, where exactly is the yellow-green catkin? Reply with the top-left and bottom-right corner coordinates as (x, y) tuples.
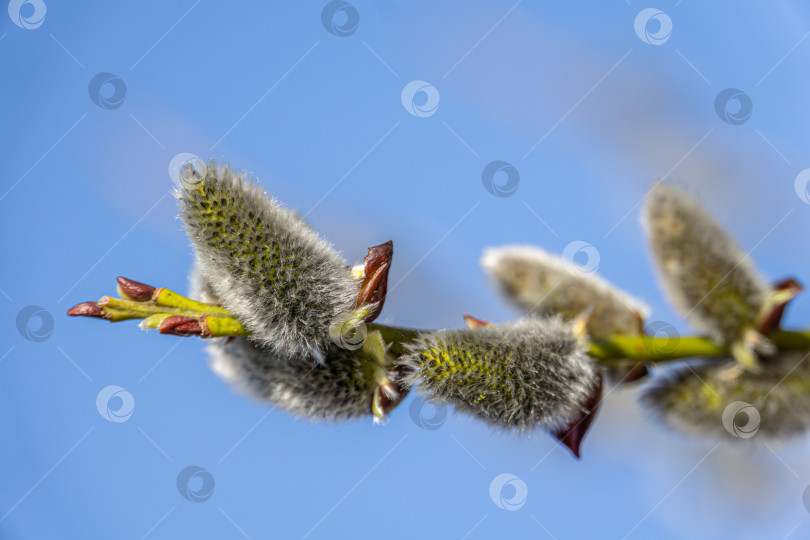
(481, 245), (649, 337)
(399, 317), (599, 432)
(481, 245), (649, 383)
(177, 162), (359, 357)
(207, 335), (396, 422)
(640, 352), (810, 439)
(643, 183), (772, 369)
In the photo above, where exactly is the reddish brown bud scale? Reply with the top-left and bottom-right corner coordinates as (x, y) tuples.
(159, 315), (202, 336)
(377, 377), (410, 416)
(758, 278), (803, 335)
(355, 241), (393, 323)
(66, 302), (106, 318)
(550, 374), (603, 458)
(385, 363), (413, 406)
(463, 314), (493, 329)
(116, 276), (157, 301)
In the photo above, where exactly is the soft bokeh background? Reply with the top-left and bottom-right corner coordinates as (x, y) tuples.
(2, 1), (810, 538)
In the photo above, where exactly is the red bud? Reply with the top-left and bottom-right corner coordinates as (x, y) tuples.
(355, 241), (393, 323)
(550, 374), (603, 458)
(377, 371), (410, 415)
(463, 314), (493, 329)
(158, 315), (202, 337)
(758, 278), (803, 334)
(117, 276), (157, 301)
(67, 302), (106, 318)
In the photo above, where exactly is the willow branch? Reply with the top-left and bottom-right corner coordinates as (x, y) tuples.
(371, 324), (810, 366)
(69, 277), (810, 365)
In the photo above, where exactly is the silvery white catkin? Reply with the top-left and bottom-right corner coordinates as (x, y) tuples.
(190, 267), (390, 421)
(481, 245), (649, 384)
(177, 162), (359, 357)
(206, 337), (384, 421)
(642, 184), (770, 353)
(640, 352), (810, 440)
(481, 245), (649, 337)
(188, 257), (219, 305)
(399, 317), (599, 432)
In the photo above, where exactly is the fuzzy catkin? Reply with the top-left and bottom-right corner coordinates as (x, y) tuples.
(177, 162), (359, 357)
(188, 257), (220, 305)
(642, 184), (769, 345)
(191, 266), (385, 421)
(399, 317), (599, 432)
(640, 352), (810, 440)
(481, 245), (649, 337)
(206, 337), (382, 421)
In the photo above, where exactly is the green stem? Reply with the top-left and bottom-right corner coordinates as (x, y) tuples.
(368, 323), (810, 366)
(587, 330), (810, 365)
(769, 330), (810, 350)
(152, 288), (232, 316)
(70, 278), (810, 365)
(68, 279), (249, 338)
(587, 335), (724, 363)
(367, 323), (421, 357)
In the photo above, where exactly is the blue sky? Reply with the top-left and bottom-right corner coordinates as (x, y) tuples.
(3, 1), (810, 538)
